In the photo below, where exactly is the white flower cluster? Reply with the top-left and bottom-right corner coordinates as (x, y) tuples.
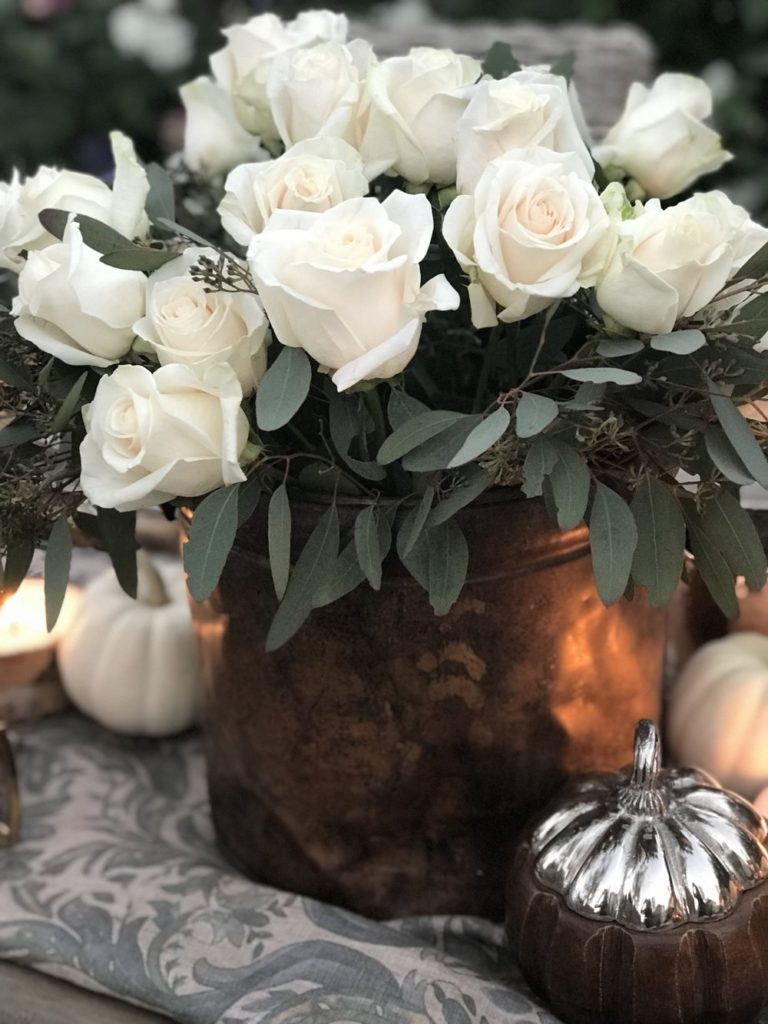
(1, 9), (765, 515)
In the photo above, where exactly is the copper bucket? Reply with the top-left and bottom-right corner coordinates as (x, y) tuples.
(185, 493), (665, 919)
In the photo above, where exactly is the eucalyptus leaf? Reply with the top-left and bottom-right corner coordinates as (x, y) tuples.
(725, 292), (768, 338)
(687, 524), (739, 619)
(328, 389), (386, 482)
(588, 484), (637, 604)
(515, 392), (558, 439)
(74, 214), (134, 255)
(387, 389), (429, 431)
(377, 410), (470, 465)
(50, 371), (87, 433)
(522, 434), (558, 498)
(183, 485), (240, 602)
(38, 207), (69, 240)
(704, 427), (754, 485)
(44, 515), (73, 631)
(256, 347), (312, 432)
(0, 418), (41, 449)
(427, 519), (469, 616)
(562, 367), (643, 385)
(266, 504), (339, 651)
(698, 490), (767, 591)
(447, 407), (511, 467)
(397, 487), (435, 558)
(549, 52), (575, 79)
(237, 476), (262, 527)
(546, 441), (590, 530)
(354, 504), (391, 590)
(402, 416), (481, 472)
(428, 466), (492, 527)
(101, 248), (178, 272)
(313, 540), (365, 607)
(0, 357), (34, 391)
(630, 477), (686, 607)
(2, 535), (35, 598)
(145, 162), (175, 226)
(734, 241), (768, 281)
(268, 483), (291, 600)
(482, 41), (522, 78)
(399, 529), (430, 591)
(650, 329), (706, 354)
(596, 338), (644, 358)
(709, 383), (768, 486)
(96, 508), (137, 598)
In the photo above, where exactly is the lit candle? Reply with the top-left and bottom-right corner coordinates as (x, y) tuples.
(0, 579), (81, 688)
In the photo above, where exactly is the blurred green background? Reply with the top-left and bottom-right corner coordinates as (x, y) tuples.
(0, 0), (765, 217)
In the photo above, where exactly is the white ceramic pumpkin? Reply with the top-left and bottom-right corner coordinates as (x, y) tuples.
(57, 551), (202, 736)
(667, 631), (768, 799)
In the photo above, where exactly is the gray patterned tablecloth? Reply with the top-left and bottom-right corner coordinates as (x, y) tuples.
(0, 713), (559, 1024)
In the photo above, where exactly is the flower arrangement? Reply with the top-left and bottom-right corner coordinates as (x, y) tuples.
(1, 9), (767, 649)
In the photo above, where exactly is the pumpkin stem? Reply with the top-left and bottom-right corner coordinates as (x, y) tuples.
(619, 719), (667, 814)
(136, 550), (170, 607)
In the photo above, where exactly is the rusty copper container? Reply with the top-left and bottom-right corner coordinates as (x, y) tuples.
(184, 492), (665, 920)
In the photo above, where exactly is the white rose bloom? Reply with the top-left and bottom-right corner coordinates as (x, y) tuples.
(80, 363), (249, 512)
(456, 70), (593, 194)
(219, 137), (369, 245)
(210, 10), (348, 139)
(0, 131), (149, 272)
(180, 76), (269, 176)
(443, 147), (610, 328)
(596, 190), (768, 336)
(359, 47), (482, 186)
(247, 190), (460, 391)
(133, 247), (269, 395)
(267, 40), (373, 151)
(11, 219), (145, 367)
(593, 73), (732, 200)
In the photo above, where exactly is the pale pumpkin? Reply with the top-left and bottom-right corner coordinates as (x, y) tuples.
(57, 551), (202, 736)
(667, 631), (768, 799)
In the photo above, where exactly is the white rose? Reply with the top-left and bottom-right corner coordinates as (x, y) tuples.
(11, 219), (145, 367)
(359, 47), (482, 186)
(80, 363), (249, 512)
(456, 70), (593, 194)
(0, 131), (149, 271)
(133, 246), (268, 395)
(593, 73), (732, 200)
(219, 137), (369, 245)
(247, 190), (460, 391)
(443, 147), (610, 328)
(180, 76), (269, 176)
(266, 40), (373, 151)
(596, 190), (768, 336)
(210, 10), (348, 139)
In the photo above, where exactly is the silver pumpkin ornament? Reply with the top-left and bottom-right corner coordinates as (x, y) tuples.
(506, 720), (768, 1024)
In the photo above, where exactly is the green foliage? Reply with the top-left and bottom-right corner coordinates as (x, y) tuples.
(183, 485), (241, 602)
(44, 514), (73, 631)
(256, 347), (312, 432)
(0, 0), (219, 178)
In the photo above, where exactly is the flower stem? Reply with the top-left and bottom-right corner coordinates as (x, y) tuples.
(363, 386), (388, 452)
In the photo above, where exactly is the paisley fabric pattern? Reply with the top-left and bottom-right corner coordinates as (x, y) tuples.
(0, 714), (561, 1024)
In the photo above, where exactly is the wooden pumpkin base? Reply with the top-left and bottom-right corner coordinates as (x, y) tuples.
(506, 842), (768, 1024)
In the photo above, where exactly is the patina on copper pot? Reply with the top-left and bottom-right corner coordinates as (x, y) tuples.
(184, 491), (665, 920)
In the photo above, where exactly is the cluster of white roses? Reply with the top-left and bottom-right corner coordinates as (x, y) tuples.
(1, 9), (766, 515)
